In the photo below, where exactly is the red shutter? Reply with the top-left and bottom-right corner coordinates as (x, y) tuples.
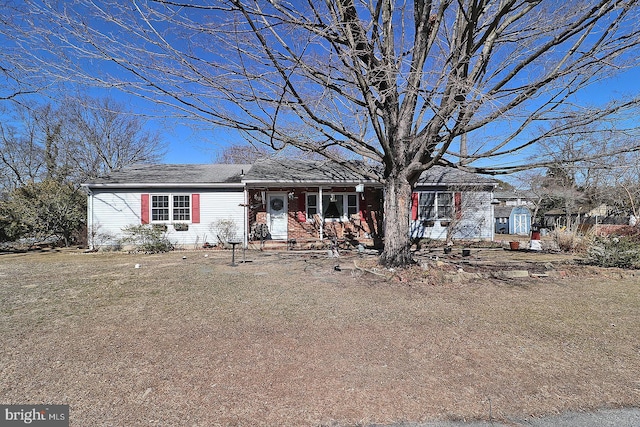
(411, 192), (419, 220)
(192, 194), (200, 224)
(455, 192), (462, 220)
(141, 194), (150, 224)
(297, 193), (306, 222)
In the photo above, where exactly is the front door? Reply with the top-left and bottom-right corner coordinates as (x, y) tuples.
(267, 194), (288, 240)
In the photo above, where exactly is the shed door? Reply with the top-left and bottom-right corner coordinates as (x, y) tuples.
(513, 213), (528, 235)
(267, 194), (288, 240)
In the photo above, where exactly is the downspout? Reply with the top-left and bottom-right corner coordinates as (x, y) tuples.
(243, 185), (248, 250)
(86, 186), (94, 250)
(319, 186), (324, 240)
(490, 185), (498, 242)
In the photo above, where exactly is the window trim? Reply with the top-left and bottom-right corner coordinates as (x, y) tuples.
(417, 191), (454, 221)
(150, 193), (192, 223)
(306, 192), (360, 222)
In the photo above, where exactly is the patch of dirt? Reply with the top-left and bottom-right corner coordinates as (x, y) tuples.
(0, 248), (639, 426)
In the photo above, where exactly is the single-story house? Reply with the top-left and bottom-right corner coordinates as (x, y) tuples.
(82, 163), (250, 250)
(493, 189), (538, 207)
(82, 160), (499, 250)
(410, 166), (497, 241)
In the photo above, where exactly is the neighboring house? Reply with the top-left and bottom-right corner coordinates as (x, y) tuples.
(494, 206), (532, 235)
(493, 189), (537, 207)
(83, 160), (499, 249)
(82, 163), (250, 250)
(493, 189), (535, 235)
(543, 204), (627, 229)
(241, 158), (384, 248)
(494, 206), (511, 234)
(410, 166), (497, 241)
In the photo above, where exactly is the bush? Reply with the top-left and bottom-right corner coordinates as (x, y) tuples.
(0, 179), (86, 246)
(210, 219), (240, 247)
(552, 228), (594, 253)
(584, 236), (640, 269)
(120, 224), (174, 253)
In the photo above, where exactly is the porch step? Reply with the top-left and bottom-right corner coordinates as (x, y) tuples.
(247, 238), (375, 251)
(247, 239), (328, 251)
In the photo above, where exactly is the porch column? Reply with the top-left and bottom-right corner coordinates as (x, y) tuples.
(242, 187), (248, 249)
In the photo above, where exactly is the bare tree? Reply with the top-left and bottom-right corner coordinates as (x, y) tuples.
(591, 150), (640, 219)
(522, 124), (640, 225)
(217, 143), (272, 164)
(6, 0), (640, 265)
(217, 142), (346, 163)
(0, 102), (51, 191)
(0, 97), (165, 189)
(59, 96), (166, 180)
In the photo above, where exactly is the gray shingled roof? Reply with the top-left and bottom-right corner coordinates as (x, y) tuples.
(83, 163), (251, 187)
(83, 160), (497, 188)
(416, 166), (497, 186)
(242, 158), (379, 184)
(494, 206), (514, 218)
(494, 190), (537, 200)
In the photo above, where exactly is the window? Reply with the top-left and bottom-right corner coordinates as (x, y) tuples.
(323, 194), (343, 219)
(173, 195), (191, 221)
(307, 194), (318, 217)
(347, 194), (358, 216)
(306, 192), (359, 221)
(418, 192), (453, 220)
(152, 195), (170, 221)
(151, 194), (191, 222)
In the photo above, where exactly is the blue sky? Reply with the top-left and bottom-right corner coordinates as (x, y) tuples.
(2, 1), (638, 172)
(158, 66), (640, 166)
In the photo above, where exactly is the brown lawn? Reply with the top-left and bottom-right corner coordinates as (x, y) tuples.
(0, 248), (639, 426)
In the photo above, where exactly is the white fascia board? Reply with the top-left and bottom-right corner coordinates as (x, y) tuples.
(416, 182), (496, 187)
(242, 180), (381, 186)
(81, 183), (245, 189)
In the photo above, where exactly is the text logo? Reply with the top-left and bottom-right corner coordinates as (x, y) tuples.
(1, 405), (68, 427)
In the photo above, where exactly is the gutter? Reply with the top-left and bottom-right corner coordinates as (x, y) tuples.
(241, 180), (382, 187)
(81, 182), (246, 189)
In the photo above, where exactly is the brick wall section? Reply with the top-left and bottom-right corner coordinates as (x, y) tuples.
(248, 187), (382, 242)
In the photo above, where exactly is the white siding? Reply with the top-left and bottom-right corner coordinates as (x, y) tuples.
(410, 190), (494, 241)
(178, 190), (245, 247)
(88, 190), (142, 248)
(453, 191), (494, 240)
(87, 188), (245, 249)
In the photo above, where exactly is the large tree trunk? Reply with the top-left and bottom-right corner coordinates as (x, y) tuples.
(379, 175), (414, 267)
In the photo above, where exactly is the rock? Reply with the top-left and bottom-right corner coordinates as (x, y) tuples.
(499, 270), (530, 278)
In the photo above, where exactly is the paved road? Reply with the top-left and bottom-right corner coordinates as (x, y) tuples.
(377, 407), (640, 427)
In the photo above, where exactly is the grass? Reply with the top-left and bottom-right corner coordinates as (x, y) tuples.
(0, 249), (639, 426)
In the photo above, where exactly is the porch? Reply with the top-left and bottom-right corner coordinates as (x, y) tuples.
(246, 186), (383, 250)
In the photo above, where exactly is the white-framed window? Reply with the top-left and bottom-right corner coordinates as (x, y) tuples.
(418, 192), (453, 220)
(306, 192), (359, 221)
(307, 194), (318, 217)
(151, 194), (191, 222)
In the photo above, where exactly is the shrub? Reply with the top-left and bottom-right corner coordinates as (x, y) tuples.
(552, 228), (594, 253)
(88, 223), (119, 251)
(119, 224), (174, 253)
(584, 236), (640, 269)
(210, 219), (240, 247)
(0, 179), (86, 246)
